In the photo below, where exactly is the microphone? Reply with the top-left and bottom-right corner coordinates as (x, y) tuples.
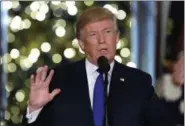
(97, 56), (110, 74)
(97, 56), (110, 126)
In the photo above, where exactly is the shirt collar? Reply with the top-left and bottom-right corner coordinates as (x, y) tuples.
(85, 58), (115, 76)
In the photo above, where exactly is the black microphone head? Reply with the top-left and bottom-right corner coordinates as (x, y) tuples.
(97, 56), (110, 73)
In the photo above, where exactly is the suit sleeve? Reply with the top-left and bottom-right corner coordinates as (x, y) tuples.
(21, 67), (61, 126)
(22, 97), (55, 126)
(140, 74), (183, 126)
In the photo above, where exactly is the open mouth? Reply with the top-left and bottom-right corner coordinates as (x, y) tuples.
(100, 49), (108, 54)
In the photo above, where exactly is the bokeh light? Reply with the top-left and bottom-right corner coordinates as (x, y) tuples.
(7, 63), (17, 73)
(116, 39), (125, 49)
(36, 11), (46, 21)
(15, 90), (25, 102)
(12, 1), (20, 10)
(65, 1), (75, 7)
(117, 10), (126, 20)
(72, 38), (79, 48)
(103, 4), (118, 15)
(114, 55), (122, 63)
(10, 16), (22, 32)
(10, 49), (20, 59)
(67, 5), (78, 16)
(6, 82), (14, 93)
(22, 19), (31, 29)
(40, 3), (49, 14)
(10, 106), (20, 116)
(55, 26), (66, 37)
(20, 56), (33, 70)
(8, 33), (15, 43)
(51, 1), (61, 5)
(30, 1), (40, 12)
(52, 53), (62, 63)
(41, 42), (51, 53)
(3, 53), (12, 64)
(84, 1), (94, 6)
(120, 48), (130, 58)
(126, 62), (137, 68)
(79, 47), (85, 54)
(64, 48), (76, 59)
(28, 48), (40, 63)
(5, 111), (11, 120)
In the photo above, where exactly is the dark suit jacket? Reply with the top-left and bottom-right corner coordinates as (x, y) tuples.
(22, 59), (182, 126)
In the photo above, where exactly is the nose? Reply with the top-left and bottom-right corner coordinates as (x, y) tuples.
(98, 32), (105, 44)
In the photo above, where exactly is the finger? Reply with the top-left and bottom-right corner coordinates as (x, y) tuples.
(45, 69), (54, 86)
(30, 74), (35, 85)
(49, 89), (61, 100)
(41, 65), (48, 81)
(35, 67), (43, 83)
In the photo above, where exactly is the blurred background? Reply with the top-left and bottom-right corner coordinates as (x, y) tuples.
(0, 1), (184, 126)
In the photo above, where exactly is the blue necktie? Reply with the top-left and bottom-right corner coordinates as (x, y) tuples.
(93, 72), (104, 126)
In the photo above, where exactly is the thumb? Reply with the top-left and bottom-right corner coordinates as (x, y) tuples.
(50, 89), (61, 100)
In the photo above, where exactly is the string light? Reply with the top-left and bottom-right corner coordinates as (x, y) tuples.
(36, 11), (46, 21)
(52, 53), (62, 63)
(120, 48), (130, 58)
(41, 42), (51, 52)
(114, 55), (122, 63)
(116, 39), (124, 49)
(7, 63), (17, 73)
(67, 5), (78, 16)
(126, 62), (137, 68)
(10, 49), (20, 59)
(40, 3), (49, 14)
(72, 38), (79, 48)
(30, 1), (40, 12)
(64, 48), (76, 59)
(3, 53), (12, 63)
(103, 4), (118, 15)
(117, 10), (126, 20)
(22, 19), (31, 29)
(51, 1), (61, 5)
(55, 26), (66, 37)
(15, 90), (25, 102)
(84, 1), (94, 6)
(10, 16), (22, 32)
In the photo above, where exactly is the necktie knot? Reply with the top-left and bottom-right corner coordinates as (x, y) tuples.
(97, 68), (103, 75)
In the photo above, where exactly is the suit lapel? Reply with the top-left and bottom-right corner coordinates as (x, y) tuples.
(107, 61), (129, 125)
(75, 59), (94, 126)
(108, 61), (127, 99)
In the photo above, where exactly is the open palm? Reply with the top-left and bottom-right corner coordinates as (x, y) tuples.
(29, 66), (61, 113)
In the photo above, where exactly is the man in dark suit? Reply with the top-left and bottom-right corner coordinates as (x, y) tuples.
(22, 7), (182, 126)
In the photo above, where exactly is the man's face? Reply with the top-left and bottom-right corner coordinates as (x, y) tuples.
(79, 19), (119, 65)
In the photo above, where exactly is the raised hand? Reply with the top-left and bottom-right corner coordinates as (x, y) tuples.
(172, 55), (184, 86)
(28, 65), (61, 113)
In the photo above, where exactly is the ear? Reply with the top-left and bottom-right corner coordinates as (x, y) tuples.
(78, 39), (85, 51)
(116, 32), (120, 44)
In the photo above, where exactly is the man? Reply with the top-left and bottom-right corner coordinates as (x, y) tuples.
(155, 50), (184, 125)
(22, 7), (181, 126)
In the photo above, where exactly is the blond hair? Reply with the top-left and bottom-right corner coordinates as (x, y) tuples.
(76, 7), (118, 39)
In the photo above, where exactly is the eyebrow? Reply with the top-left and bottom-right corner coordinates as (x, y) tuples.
(87, 28), (112, 33)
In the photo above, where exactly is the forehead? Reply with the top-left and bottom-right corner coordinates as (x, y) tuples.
(83, 19), (114, 32)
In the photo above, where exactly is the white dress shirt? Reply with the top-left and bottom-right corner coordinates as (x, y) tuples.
(26, 59), (115, 123)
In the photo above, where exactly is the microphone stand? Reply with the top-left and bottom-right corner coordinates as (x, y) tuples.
(103, 72), (108, 126)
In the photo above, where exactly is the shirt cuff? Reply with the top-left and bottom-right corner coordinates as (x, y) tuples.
(26, 106), (43, 123)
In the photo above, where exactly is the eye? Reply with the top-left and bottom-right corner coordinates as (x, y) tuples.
(89, 32), (96, 36)
(105, 29), (112, 34)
